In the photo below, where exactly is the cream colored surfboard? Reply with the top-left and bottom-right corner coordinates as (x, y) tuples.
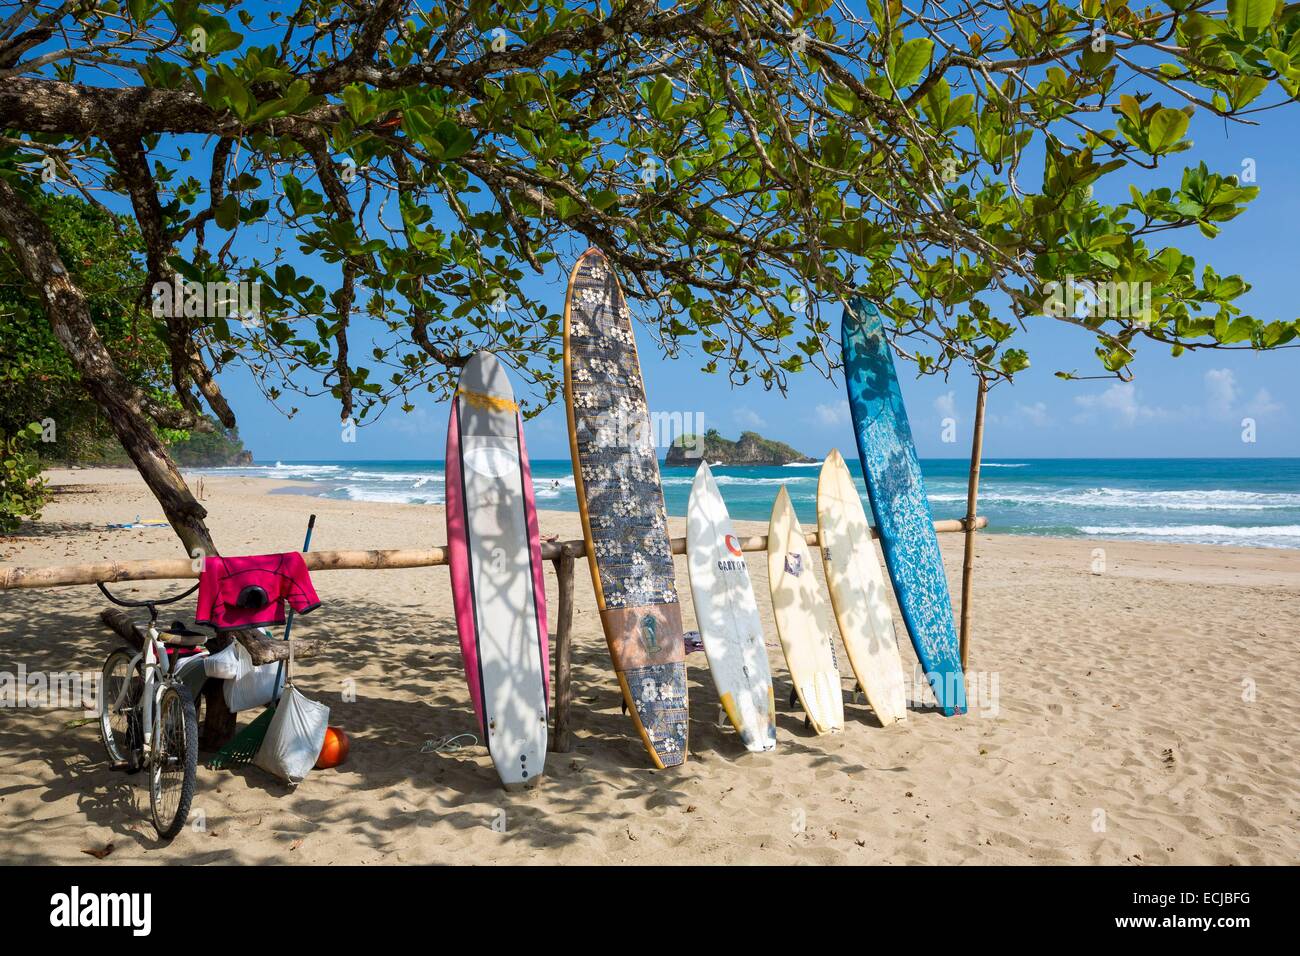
(817, 449), (908, 725)
(767, 485), (844, 734)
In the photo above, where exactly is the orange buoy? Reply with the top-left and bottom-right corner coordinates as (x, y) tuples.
(315, 726), (350, 769)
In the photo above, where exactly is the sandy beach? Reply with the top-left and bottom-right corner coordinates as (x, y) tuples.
(0, 467), (1296, 865)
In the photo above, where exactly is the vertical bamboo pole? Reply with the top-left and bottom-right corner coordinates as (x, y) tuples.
(959, 375), (988, 671)
(550, 543), (576, 753)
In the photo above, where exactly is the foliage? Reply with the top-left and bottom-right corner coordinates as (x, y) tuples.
(166, 418), (250, 466)
(1, 0), (1298, 436)
(0, 422), (48, 533)
(0, 192), (172, 457)
(668, 429), (809, 464)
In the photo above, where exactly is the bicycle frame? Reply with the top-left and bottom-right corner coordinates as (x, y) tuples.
(107, 627), (176, 759)
(98, 581), (207, 763)
(138, 624), (168, 754)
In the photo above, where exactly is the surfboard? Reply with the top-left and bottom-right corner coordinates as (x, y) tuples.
(686, 462), (777, 752)
(766, 485), (844, 734)
(816, 449), (908, 725)
(563, 248), (688, 769)
(841, 299), (967, 716)
(445, 350), (549, 788)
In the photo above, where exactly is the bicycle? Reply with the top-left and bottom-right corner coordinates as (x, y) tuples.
(97, 581), (209, 839)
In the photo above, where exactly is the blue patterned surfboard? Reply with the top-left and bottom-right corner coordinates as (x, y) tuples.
(842, 299), (967, 716)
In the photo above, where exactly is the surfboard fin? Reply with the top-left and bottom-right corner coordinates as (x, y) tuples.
(789, 686), (798, 709)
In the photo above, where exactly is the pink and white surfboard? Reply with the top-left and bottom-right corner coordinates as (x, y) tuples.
(445, 350), (549, 787)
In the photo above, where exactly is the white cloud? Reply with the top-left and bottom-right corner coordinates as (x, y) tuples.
(1203, 369), (1281, 421)
(933, 390), (957, 423)
(385, 406), (433, 435)
(1245, 387), (1283, 417)
(988, 402), (1051, 429)
(814, 401), (849, 427)
(1071, 373), (1283, 431)
(1072, 383), (1168, 427)
(734, 407), (766, 429)
(1013, 401), (1052, 428)
(1204, 368), (1238, 419)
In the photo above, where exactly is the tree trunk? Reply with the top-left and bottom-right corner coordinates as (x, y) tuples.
(0, 178), (290, 746)
(198, 679), (238, 752)
(0, 176), (213, 557)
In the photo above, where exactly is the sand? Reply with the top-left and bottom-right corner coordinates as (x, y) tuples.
(0, 467), (1296, 864)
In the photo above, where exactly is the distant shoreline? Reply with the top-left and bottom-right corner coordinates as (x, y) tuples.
(40, 460), (1300, 551)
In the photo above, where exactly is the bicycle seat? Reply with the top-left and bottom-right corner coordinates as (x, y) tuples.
(161, 634), (207, 648)
(163, 620), (208, 646)
(132, 621), (208, 647)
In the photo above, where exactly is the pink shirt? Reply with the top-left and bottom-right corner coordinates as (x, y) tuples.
(195, 552), (321, 632)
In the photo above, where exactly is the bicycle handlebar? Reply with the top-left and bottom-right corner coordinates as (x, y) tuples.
(96, 580), (200, 610)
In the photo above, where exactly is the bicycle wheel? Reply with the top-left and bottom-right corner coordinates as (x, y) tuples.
(99, 647), (142, 768)
(149, 682), (198, 839)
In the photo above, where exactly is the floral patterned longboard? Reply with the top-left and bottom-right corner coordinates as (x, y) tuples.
(841, 299), (967, 715)
(563, 248), (688, 768)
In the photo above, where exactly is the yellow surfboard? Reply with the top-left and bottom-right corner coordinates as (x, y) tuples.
(817, 449), (908, 725)
(767, 485), (844, 734)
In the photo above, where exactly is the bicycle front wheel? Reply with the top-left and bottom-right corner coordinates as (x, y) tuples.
(99, 647), (142, 768)
(150, 683), (198, 840)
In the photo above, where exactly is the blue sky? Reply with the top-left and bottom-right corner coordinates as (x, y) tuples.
(214, 60), (1300, 463)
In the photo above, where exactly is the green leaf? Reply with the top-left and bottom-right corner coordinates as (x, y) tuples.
(433, 121), (474, 160)
(890, 38), (933, 88)
(204, 29), (244, 56)
(342, 84), (369, 122)
(1148, 108), (1190, 153)
(1265, 49), (1292, 75)
(647, 76), (673, 120)
(825, 83), (859, 114)
(1081, 43), (1113, 75)
(1229, 75), (1269, 110)
(1227, 0), (1276, 39)
(588, 189), (619, 212)
(214, 195), (239, 230)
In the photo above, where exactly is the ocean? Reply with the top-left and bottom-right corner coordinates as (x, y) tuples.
(198, 458), (1300, 550)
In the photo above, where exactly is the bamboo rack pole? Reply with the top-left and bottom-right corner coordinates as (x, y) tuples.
(0, 519), (985, 591)
(959, 376), (989, 672)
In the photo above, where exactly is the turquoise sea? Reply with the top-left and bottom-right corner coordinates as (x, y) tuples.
(198, 457), (1300, 550)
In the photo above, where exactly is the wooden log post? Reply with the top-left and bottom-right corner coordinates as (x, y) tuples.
(100, 608), (145, 651)
(959, 375), (989, 672)
(198, 678), (238, 752)
(549, 543), (577, 753)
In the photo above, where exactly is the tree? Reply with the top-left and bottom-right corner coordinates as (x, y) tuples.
(0, 192), (186, 461)
(1, 0), (1298, 563)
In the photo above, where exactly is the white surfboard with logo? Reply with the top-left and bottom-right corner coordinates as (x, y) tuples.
(686, 463), (777, 752)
